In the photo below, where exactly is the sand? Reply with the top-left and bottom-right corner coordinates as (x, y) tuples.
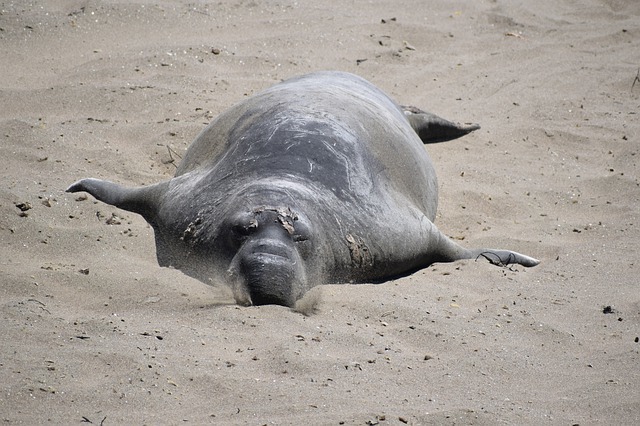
(1, 0), (639, 424)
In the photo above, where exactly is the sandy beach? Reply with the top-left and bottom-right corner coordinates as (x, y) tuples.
(1, 0), (639, 424)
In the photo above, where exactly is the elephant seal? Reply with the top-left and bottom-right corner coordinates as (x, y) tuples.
(67, 71), (538, 307)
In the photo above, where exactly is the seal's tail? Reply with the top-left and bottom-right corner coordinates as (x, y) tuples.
(402, 105), (480, 144)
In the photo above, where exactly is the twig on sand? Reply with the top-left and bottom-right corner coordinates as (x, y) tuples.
(81, 415), (106, 425)
(476, 252), (517, 271)
(165, 145), (182, 168)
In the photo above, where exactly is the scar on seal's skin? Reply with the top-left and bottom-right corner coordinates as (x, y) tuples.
(346, 233), (372, 268)
(181, 216), (203, 244)
(254, 206), (298, 235)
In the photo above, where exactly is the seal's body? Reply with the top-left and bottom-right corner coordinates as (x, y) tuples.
(68, 72), (538, 306)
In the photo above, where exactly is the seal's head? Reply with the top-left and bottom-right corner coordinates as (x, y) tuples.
(160, 179), (327, 307)
(225, 205), (313, 306)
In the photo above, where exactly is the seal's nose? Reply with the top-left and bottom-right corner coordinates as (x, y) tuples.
(238, 227), (303, 306)
(238, 250), (298, 306)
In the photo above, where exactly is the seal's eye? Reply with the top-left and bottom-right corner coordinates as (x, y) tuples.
(226, 212), (258, 248)
(233, 217), (258, 237)
(292, 217), (311, 243)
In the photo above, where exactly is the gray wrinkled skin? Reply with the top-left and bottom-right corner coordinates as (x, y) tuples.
(67, 72), (538, 307)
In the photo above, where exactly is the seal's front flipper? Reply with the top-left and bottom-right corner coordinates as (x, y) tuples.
(66, 178), (169, 223)
(428, 226), (540, 267)
(468, 249), (540, 267)
(402, 105), (480, 144)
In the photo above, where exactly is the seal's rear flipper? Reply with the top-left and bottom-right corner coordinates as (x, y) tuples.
(402, 105), (480, 144)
